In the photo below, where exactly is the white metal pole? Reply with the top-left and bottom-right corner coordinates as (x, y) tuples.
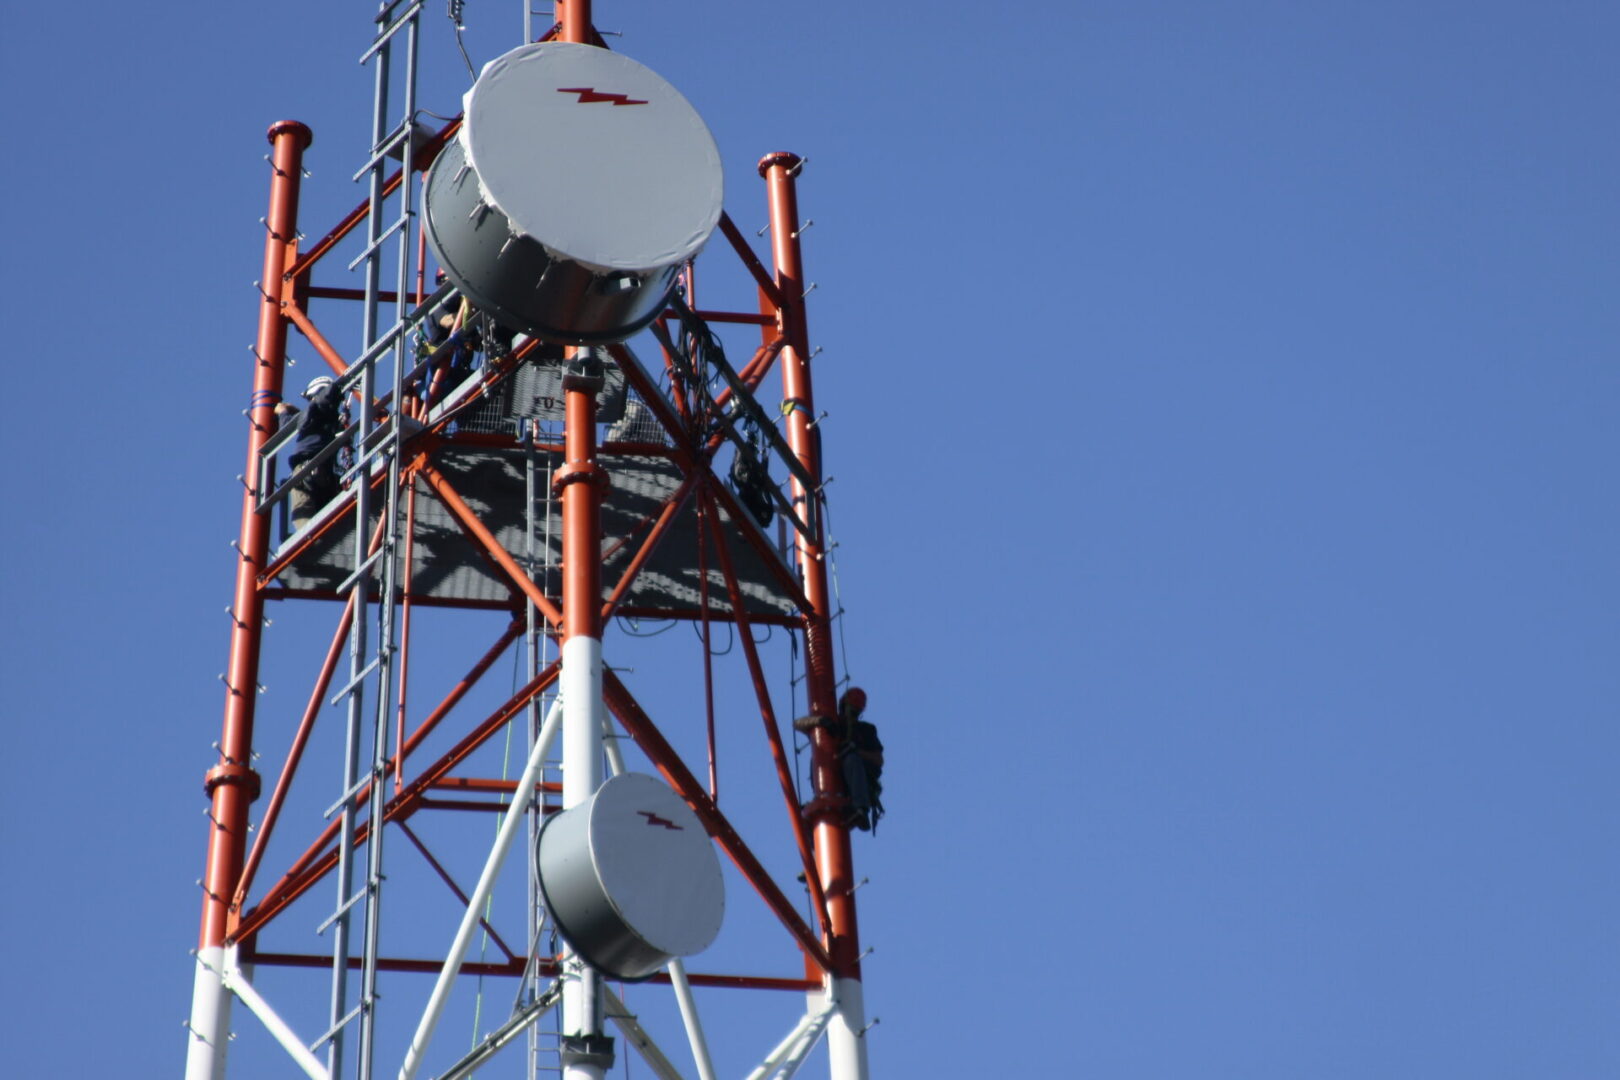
(823, 976), (870, 1080)
(435, 982), (563, 1080)
(773, 1009), (836, 1080)
(561, 633), (606, 1080)
(599, 711), (627, 778)
(184, 946), (233, 1080)
(221, 948), (333, 1080)
(744, 1002), (836, 1080)
(397, 694), (565, 1080)
(600, 985), (686, 1080)
(667, 958), (718, 1080)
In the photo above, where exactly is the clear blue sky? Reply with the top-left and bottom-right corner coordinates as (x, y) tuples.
(1, 2), (1616, 1077)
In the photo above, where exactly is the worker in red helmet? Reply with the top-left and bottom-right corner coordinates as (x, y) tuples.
(794, 686), (884, 832)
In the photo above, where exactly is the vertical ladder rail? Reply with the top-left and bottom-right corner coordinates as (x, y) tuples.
(326, 17), (384, 1071)
(357, 13), (420, 1078)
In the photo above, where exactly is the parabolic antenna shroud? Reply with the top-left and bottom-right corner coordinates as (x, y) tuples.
(424, 41), (723, 343)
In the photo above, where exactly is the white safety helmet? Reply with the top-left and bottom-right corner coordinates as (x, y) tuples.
(303, 375), (335, 399)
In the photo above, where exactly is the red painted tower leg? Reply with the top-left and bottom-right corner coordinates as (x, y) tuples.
(758, 151), (870, 1080)
(557, 0), (593, 48)
(187, 119), (312, 1080)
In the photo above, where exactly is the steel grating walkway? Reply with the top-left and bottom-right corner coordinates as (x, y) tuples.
(270, 445), (801, 619)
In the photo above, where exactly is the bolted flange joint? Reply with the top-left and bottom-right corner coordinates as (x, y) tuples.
(265, 120), (314, 150)
(561, 352), (606, 394)
(204, 762), (262, 802)
(552, 460), (610, 495)
(801, 792), (850, 827)
(758, 150), (802, 177)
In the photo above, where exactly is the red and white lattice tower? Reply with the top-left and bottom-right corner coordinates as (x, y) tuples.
(186, 4), (874, 1078)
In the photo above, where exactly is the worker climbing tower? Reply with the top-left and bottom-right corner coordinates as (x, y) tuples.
(186, 3), (876, 1078)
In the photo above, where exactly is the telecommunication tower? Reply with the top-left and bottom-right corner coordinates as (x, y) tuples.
(187, 3), (876, 1078)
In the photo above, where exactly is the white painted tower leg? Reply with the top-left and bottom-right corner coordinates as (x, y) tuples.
(819, 976), (870, 1080)
(561, 634), (606, 1080)
(186, 946), (233, 1080)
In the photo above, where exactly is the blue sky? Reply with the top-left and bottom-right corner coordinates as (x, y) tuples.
(1, 2), (1616, 1076)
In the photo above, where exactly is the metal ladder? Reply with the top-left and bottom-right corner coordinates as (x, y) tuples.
(317, 3), (424, 1078)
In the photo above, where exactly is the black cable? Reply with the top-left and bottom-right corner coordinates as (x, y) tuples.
(691, 616), (735, 656)
(616, 616), (677, 638)
(448, 0), (476, 80)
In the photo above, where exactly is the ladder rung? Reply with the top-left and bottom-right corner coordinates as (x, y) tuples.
(337, 547), (387, 595)
(348, 321), (408, 377)
(324, 768), (373, 820)
(309, 1001), (365, 1052)
(359, 0), (423, 64)
(354, 120), (414, 182)
(328, 654), (382, 707)
(316, 884), (369, 935)
(347, 212), (411, 271)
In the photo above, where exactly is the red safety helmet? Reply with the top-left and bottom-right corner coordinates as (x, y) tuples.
(840, 687), (867, 715)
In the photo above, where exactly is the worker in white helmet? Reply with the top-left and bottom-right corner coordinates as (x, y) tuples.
(274, 374), (345, 532)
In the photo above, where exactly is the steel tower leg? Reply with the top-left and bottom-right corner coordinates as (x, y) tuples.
(188, 119), (313, 1080)
(758, 151), (869, 1080)
(558, 367), (609, 1078)
(557, 0), (593, 47)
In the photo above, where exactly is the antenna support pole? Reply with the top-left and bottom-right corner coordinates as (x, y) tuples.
(558, 349), (611, 1077)
(554, 17), (606, 1071)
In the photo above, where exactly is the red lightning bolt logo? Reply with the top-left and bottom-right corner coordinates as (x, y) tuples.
(637, 810), (683, 830)
(557, 87), (649, 106)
